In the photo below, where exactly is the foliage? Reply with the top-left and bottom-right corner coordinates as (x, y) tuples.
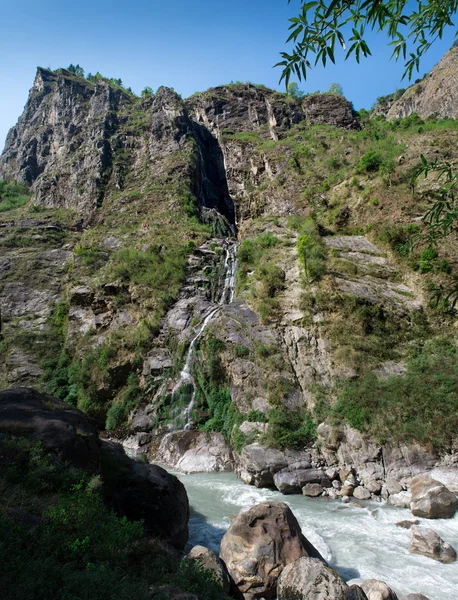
(0, 180), (30, 212)
(328, 82), (343, 96)
(262, 406), (316, 449)
(277, 0), (458, 85)
(356, 150), (383, 173)
(296, 218), (326, 282)
(286, 81), (305, 98)
(330, 338), (458, 450)
(0, 437), (229, 600)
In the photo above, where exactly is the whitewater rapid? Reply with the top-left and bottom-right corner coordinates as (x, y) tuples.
(174, 471), (458, 600)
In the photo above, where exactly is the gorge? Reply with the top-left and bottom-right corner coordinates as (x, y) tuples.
(1, 48), (458, 600)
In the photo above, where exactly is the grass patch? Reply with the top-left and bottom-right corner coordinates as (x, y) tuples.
(0, 180), (30, 212)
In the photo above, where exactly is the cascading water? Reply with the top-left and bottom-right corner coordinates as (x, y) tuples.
(169, 241), (238, 430)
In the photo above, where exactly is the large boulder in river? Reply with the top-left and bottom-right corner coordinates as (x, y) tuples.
(410, 475), (457, 519)
(219, 501), (322, 600)
(277, 557), (366, 600)
(274, 468), (330, 495)
(236, 444), (289, 487)
(0, 387), (100, 472)
(101, 441), (189, 550)
(152, 430), (233, 473)
(360, 579), (398, 600)
(409, 525), (456, 563)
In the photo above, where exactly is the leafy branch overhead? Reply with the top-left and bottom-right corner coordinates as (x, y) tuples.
(277, 0), (458, 86)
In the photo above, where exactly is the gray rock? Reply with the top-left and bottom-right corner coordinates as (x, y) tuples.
(186, 545), (230, 591)
(100, 441), (189, 550)
(239, 421), (268, 437)
(277, 557), (352, 600)
(220, 502), (322, 600)
(399, 595), (430, 600)
(274, 468), (330, 495)
(302, 483), (324, 497)
(428, 466), (458, 494)
(396, 520), (420, 530)
(409, 525), (457, 563)
(0, 387), (100, 472)
(366, 480), (382, 494)
(360, 579), (398, 600)
(237, 443), (288, 487)
(353, 486), (371, 500)
(153, 431), (233, 473)
(410, 475), (457, 519)
(389, 491), (412, 509)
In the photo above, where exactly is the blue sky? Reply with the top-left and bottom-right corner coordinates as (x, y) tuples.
(0, 0), (456, 150)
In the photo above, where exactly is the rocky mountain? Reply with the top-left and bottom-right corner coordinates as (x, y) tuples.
(1, 63), (458, 506)
(373, 45), (458, 120)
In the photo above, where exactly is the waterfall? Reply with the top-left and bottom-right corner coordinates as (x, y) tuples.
(170, 241), (238, 430)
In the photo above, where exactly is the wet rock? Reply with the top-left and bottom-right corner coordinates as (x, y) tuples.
(347, 585), (370, 600)
(302, 483), (324, 497)
(186, 545), (231, 592)
(409, 525), (457, 563)
(274, 468), (331, 495)
(0, 387), (100, 472)
(277, 557), (353, 600)
(219, 501), (322, 600)
(360, 579), (399, 600)
(388, 491), (412, 509)
(236, 443), (288, 487)
(101, 441), (189, 550)
(428, 466), (458, 494)
(396, 520), (420, 530)
(152, 431), (233, 473)
(142, 348), (173, 377)
(410, 475), (457, 519)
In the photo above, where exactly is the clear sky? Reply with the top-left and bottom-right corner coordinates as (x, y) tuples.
(1, 0), (456, 150)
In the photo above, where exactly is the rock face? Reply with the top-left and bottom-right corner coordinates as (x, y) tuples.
(101, 441), (189, 550)
(360, 579), (398, 600)
(219, 501), (322, 600)
(186, 545), (231, 592)
(410, 475), (457, 519)
(302, 93), (359, 129)
(386, 47), (458, 120)
(409, 526), (457, 564)
(0, 387), (100, 472)
(277, 557), (359, 600)
(151, 430), (233, 473)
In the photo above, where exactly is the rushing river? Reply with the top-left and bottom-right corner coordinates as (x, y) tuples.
(173, 471), (458, 600)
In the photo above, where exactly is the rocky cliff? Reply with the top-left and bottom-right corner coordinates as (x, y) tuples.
(1, 65), (458, 500)
(373, 46), (458, 121)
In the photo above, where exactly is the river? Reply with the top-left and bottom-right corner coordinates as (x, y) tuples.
(173, 470), (458, 600)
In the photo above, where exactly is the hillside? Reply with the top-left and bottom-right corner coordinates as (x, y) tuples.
(1, 64), (458, 497)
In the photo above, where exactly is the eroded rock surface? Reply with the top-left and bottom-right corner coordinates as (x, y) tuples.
(409, 525), (457, 564)
(410, 475), (457, 519)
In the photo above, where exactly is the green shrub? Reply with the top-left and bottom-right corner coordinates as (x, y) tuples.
(0, 180), (30, 212)
(262, 406), (316, 449)
(357, 151), (383, 173)
(331, 338), (458, 450)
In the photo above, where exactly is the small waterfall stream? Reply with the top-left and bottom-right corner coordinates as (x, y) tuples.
(170, 241), (238, 430)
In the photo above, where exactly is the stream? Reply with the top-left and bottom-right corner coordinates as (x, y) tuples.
(174, 470), (458, 600)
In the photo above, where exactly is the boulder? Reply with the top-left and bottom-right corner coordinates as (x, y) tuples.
(0, 387), (100, 472)
(409, 525), (457, 564)
(274, 468), (330, 494)
(236, 444), (288, 487)
(303, 483), (324, 497)
(366, 480), (382, 494)
(219, 501), (322, 600)
(396, 520), (420, 530)
(428, 467), (458, 494)
(152, 430), (233, 473)
(410, 475), (457, 519)
(353, 486), (371, 500)
(277, 557), (357, 600)
(186, 545), (230, 592)
(347, 586), (370, 600)
(101, 441), (189, 550)
(388, 491), (412, 509)
(360, 579), (398, 600)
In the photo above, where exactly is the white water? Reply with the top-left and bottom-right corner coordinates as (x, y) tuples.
(175, 471), (458, 600)
(170, 242), (238, 430)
